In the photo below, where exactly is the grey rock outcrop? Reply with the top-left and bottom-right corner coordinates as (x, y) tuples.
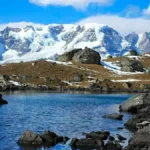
(73, 47), (101, 64)
(56, 49), (82, 62)
(120, 93), (150, 113)
(120, 57), (143, 72)
(126, 125), (150, 150)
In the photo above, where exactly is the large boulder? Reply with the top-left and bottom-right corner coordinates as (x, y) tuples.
(119, 93), (150, 113)
(125, 112), (150, 130)
(0, 94), (8, 105)
(126, 125), (150, 150)
(120, 57), (143, 72)
(72, 47), (101, 64)
(71, 74), (83, 82)
(17, 130), (43, 145)
(18, 130), (68, 148)
(56, 49), (82, 62)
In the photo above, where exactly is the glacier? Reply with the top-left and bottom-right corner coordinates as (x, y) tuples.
(0, 23), (149, 63)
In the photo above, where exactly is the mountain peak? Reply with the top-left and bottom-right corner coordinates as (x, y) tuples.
(0, 23), (149, 63)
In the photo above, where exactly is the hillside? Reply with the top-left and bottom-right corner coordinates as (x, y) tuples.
(0, 52), (150, 92)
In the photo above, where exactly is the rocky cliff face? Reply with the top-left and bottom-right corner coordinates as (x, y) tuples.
(0, 23), (149, 63)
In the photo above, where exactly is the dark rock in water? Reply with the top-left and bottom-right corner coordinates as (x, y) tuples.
(116, 134), (127, 141)
(40, 131), (57, 146)
(104, 141), (122, 150)
(103, 113), (124, 120)
(109, 136), (115, 141)
(18, 130), (68, 148)
(117, 127), (124, 130)
(72, 47), (101, 64)
(0, 93), (8, 105)
(17, 130), (43, 145)
(56, 48), (82, 62)
(70, 138), (79, 148)
(84, 131), (110, 140)
(75, 138), (97, 150)
(120, 57), (143, 72)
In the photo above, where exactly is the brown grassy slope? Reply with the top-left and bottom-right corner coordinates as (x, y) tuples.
(0, 57), (150, 87)
(0, 60), (87, 85)
(103, 56), (150, 84)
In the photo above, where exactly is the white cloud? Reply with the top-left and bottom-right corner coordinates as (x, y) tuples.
(0, 22), (43, 30)
(77, 15), (150, 35)
(143, 5), (150, 16)
(124, 5), (141, 17)
(0, 15), (150, 36)
(29, 0), (114, 9)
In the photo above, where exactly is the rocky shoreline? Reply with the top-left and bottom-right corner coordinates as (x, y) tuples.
(16, 92), (150, 150)
(0, 82), (149, 93)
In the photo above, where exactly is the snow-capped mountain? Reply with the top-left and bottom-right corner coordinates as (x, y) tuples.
(0, 23), (149, 63)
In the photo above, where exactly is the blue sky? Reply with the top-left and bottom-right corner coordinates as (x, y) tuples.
(0, 0), (150, 34)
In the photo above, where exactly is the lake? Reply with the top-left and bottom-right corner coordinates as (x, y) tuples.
(0, 91), (133, 150)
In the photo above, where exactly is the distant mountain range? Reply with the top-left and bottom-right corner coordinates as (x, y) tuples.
(0, 23), (150, 63)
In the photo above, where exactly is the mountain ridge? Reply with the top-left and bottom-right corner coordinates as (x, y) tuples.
(0, 23), (149, 63)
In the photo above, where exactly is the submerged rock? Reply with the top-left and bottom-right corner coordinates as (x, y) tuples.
(0, 93), (8, 105)
(103, 113), (124, 120)
(75, 138), (97, 150)
(84, 131), (110, 141)
(116, 134), (127, 141)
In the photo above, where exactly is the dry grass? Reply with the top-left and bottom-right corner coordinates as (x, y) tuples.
(0, 56), (150, 89)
